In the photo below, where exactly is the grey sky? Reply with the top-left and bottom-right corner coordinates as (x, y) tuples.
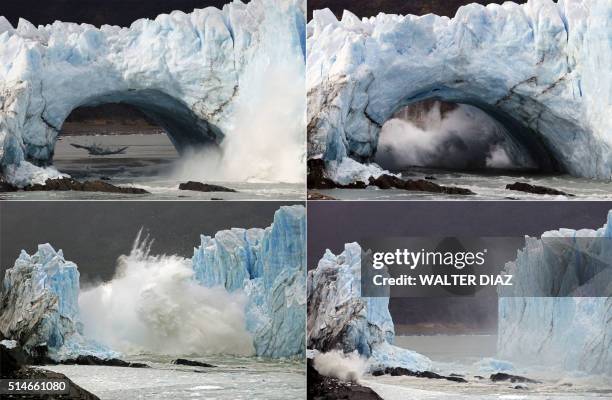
(1, 201), (302, 283)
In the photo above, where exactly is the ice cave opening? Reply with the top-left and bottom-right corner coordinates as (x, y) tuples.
(45, 89), (225, 182)
(372, 98), (561, 175)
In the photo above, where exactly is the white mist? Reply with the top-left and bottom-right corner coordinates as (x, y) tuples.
(79, 232), (254, 356)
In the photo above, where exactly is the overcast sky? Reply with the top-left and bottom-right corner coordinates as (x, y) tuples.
(308, 201), (611, 267)
(0, 0), (240, 27)
(1, 201), (301, 283)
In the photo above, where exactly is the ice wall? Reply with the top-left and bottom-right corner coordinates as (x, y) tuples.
(307, 243), (431, 371)
(307, 0), (612, 181)
(0, 244), (117, 361)
(0, 205), (306, 360)
(0, 0), (306, 186)
(498, 210), (612, 375)
(192, 205), (306, 358)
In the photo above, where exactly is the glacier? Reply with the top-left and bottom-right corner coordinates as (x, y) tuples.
(498, 210), (612, 375)
(308, 225), (612, 376)
(307, 0), (612, 182)
(0, 205), (306, 360)
(0, 244), (118, 361)
(307, 242), (432, 372)
(0, 0), (306, 186)
(193, 204), (306, 358)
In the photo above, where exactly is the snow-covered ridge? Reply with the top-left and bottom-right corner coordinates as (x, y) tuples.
(498, 210), (612, 375)
(0, 205), (306, 360)
(0, 0), (306, 186)
(307, 0), (612, 181)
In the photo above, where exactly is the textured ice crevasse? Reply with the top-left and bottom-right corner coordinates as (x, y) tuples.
(0, 244), (118, 361)
(498, 210), (612, 375)
(307, 242), (432, 372)
(192, 205), (306, 358)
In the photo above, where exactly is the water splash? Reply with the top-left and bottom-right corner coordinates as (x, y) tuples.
(374, 101), (537, 172)
(79, 231), (254, 356)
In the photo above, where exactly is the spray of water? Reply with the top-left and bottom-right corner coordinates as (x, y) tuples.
(374, 101), (536, 172)
(79, 231), (254, 356)
(313, 350), (368, 382)
(169, 3), (305, 184)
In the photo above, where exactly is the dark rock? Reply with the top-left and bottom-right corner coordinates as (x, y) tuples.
(306, 159), (473, 195)
(11, 366), (101, 399)
(372, 367), (467, 383)
(368, 174), (405, 189)
(1, 343), (100, 399)
(100, 176), (111, 181)
(172, 358), (216, 368)
(490, 373), (540, 384)
(474, 375), (485, 380)
(341, 181), (367, 189)
(308, 359), (383, 400)
(307, 158), (338, 189)
(178, 181), (236, 192)
(60, 355), (149, 368)
(425, 176), (437, 180)
(514, 384), (529, 390)
(0, 341), (27, 378)
(369, 174), (474, 195)
(506, 182), (573, 196)
(308, 192), (337, 200)
(0, 178), (18, 192)
(23, 178), (149, 194)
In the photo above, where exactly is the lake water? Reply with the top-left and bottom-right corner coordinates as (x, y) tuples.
(43, 354), (305, 400)
(2, 134), (304, 200)
(360, 335), (612, 399)
(314, 168), (612, 200)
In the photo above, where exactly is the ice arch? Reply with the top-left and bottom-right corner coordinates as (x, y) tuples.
(0, 0), (306, 185)
(307, 0), (612, 180)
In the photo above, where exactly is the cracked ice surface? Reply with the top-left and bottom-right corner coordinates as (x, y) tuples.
(498, 210), (612, 375)
(0, 244), (118, 361)
(307, 0), (612, 181)
(0, 0), (306, 186)
(192, 205), (306, 358)
(307, 242), (432, 371)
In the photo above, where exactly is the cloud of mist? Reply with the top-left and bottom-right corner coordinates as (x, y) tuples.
(168, 5), (305, 184)
(374, 101), (537, 172)
(79, 231), (254, 356)
(313, 350), (368, 382)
